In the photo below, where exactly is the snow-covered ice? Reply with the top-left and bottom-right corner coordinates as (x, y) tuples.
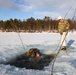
(0, 31), (76, 75)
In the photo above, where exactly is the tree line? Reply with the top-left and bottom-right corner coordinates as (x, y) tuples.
(0, 16), (76, 32)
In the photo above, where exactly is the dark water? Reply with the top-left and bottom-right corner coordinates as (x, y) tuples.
(5, 52), (55, 70)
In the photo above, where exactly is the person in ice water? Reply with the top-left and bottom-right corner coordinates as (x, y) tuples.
(57, 16), (70, 50)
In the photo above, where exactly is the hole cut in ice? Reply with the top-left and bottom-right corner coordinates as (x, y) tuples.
(5, 48), (55, 70)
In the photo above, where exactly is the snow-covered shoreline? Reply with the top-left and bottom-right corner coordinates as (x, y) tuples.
(0, 32), (76, 75)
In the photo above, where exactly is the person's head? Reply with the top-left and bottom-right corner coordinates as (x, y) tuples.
(57, 16), (64, 22)
(36, 52), (40, 57)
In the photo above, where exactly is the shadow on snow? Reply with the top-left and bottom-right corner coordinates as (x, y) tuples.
(67, 39), (75, 48)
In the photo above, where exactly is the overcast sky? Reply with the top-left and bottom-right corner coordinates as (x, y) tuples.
(0, 0), (76, 20)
